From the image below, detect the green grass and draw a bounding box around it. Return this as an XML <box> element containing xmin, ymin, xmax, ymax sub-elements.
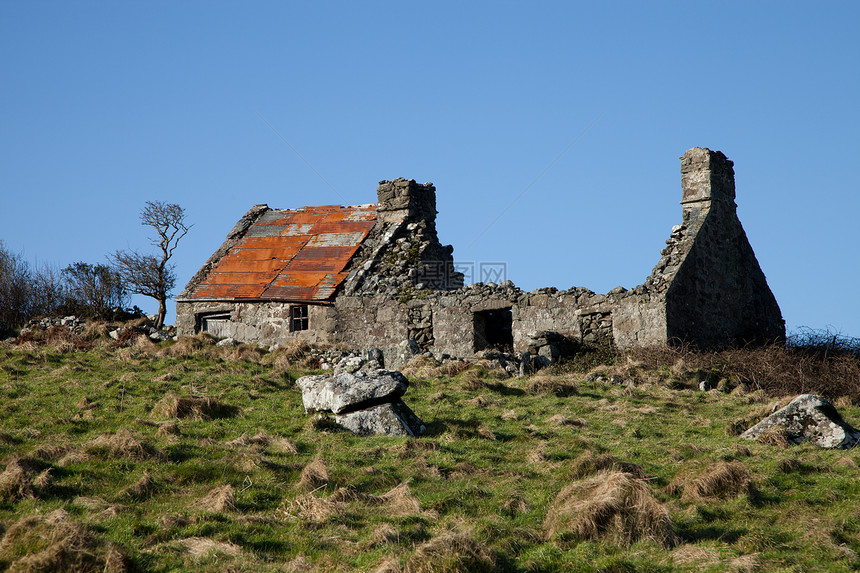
<box><xmin>0</xmin><ymin>337</ymin><xmax>859</xmax><ymax>572</ymax></box>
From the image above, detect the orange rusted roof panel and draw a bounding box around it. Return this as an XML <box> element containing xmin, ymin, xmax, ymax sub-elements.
<box><xmin>191</xmin><ymin>204</ymin><xmax>377</xmax><ymax>302</ymax></box>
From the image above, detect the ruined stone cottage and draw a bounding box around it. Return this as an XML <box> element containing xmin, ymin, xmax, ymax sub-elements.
<box><xmin>176</xmin><ymin>148</ymin><xmax>785</xmax><ymax>363</ymax></box>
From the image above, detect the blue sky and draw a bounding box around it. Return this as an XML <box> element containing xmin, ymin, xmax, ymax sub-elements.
<box><xmin>2</xmin><ymin>1</ymin><xmax>858</xmax><ymax>337</ymax></box>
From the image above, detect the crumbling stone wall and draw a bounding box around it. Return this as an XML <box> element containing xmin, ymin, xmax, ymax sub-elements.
<box><xmin>176</xmin><ymin>147</ymin><xmax>784</xmax><ymax>357</ymax></box>
<box><xmin>664</xmin><ymin>148</ymin><xmax>784</xmax><ymax>346</ymax></box>
<box><xmin>342</xmin><ymin>178</ymin><xmax>463</xmax><ymax>295</ymax></box>
<box><xmin>174</xmin><ymin>301</ymin><xmax>337</xmax><ymax>346</ymax></box>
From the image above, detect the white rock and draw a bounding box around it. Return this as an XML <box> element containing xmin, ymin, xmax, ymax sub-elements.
<box><xmin>741</xmin><ymin>394</ymin><xmax>860</xmax><ymax>449</ymax></box>
<box><xmin>334</xmin><ymin>399</ymin><xmax>426</xmax><ymax>437</ymax></box>
<box><xmin>296</xmin><ymin>370</ymin><xmax>408</xmax><ymax>415</ymax></box>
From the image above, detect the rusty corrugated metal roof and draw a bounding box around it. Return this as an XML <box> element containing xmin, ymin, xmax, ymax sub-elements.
<box><xmin>191</xmin><ymin>204</ymin><xmax>377</xmax><ymax>302</ymax></box>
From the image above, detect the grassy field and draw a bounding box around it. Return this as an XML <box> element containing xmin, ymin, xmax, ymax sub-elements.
<box><xmin>0</xmin><ymin>327</ymin><xmax>859</xmax><ymax>572</ymax></box>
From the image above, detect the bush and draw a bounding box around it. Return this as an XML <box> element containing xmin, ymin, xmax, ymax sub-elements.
<box><xmin>0</xmin><ymin>242</ymin><xmax>133</xmax><ymax>327</ymax></box>
<box><xmin>625</xmin><ymin>331</ymin><xmax>860</xmax><ymax>401</ymax></box>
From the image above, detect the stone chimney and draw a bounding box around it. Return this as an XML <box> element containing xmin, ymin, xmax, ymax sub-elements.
<box><xmin>376</xmin><ymin>178</ymin><xmax>437</xmax><ymax>226</ymax></box>
<box><xmin>680</xmin><ymin>147</ymin><xmax>736</xmax><ymax>221</ymax></box>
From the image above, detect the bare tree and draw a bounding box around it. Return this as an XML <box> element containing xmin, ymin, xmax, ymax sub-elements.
<box><xmin>0</xmin><ymin>240</ymin><xmax>32</xmax><ymax>327</ymax></box>
<box><xmin>30</xmin><ymin>262</ymin><xmax>71</xmax><ymax>318</ymax></box>
<box><xmin>110</xmin><ymin>201</ymin><xmax>191</xmax><ymax>329</ymax></box>
<box><xmin>62</xmin><ymin>262</ymin><xmax>128</xmax><ymax>319</ymax></box>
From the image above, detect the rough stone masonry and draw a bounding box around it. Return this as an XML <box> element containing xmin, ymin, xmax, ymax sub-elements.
<box><xmin>176</xmin><ymin>148</ymin><xmax>785</xmax><ymax>365</ymax></box>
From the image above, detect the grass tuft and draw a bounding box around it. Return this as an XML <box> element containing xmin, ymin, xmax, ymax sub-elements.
<box><xmin>570</xmin><ymin>450</ymin><xmax>648</xmax><ymax>479</ymax></box>
<box><xmin>151</xmin><ymin>393</ymin><xmax>239</xmax><ymax>420</ymax></box>
<box><xmin>405</xmin><ymin>529</ymin><xmax>502</xmax><ymax>573</ymax></box>
<box><xmin>525</xmin><ymin>375</ymin><xmax>579</xmax><ymax>397</ymax></box>
<box><xmin>198</xmin><ymin>484</ymin><xmax>236</xmax><ymax>513</ymax></box>
<box><xmin>299</xmin><ymin>458</ymin><xmax>330</xmax><ymax>490</ymax></box>
<box><xmin>0</xmin><ymin>512</ymin><xmax>130</xmax><ymax>572</ymax></box>
<box><xmin>87</xmin><ymin>429</ymin><xmax>165</xmax><ymax>461</ymax></box>
<box><xmin>0</xmin><ymin>457</ymin><xmax>49</xmax><ymax>501</ymax></box>
<box><xmin>176</xmin><ymin>536</ymin><xmax>242</xmax><ymax>560</ymax></box>
<box><xmin>124</xmin><ymin>471</ymin><xmax>159</xmax><ymax>501</ymax></box>
<box><xmin>544</xmin><ymin>471</ymin><xmax>676</xmax><ymax>548</ymax></box>
<box><xmin>668</xmin><ymin>461</ymin><xmax>758</xmax><ymax>501</ymax></box>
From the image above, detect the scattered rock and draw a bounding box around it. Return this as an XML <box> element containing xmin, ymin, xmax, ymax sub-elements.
<box><xmin>741</xmin><ymin>394</ymin><xmax>860</xmax><ymax>449</ymax></box>
<box><xmin>296</xmin><ymin>370</ymin><xmax>424</xmax><ymax>437</ymax></box>
<box><xmin>335</xmin><ymin>400</ymin><xmax>426</xmax><ymax>437</ymax></box>
<box><xmin>148</xmin><ymin>330</ymin><xmax>171</xmax><ymax>342</ymax></box>
<box><xmin>296</xmin><ymin>370</ymin><xmax>408</xmax><ymax>414</ymax></box>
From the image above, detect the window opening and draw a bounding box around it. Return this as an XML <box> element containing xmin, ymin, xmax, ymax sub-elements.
<box><xmin>290</xmin><ymin>305</ymin><xmax>309</xmax><ymax>331</ymax></box>
<box><xmin>473</xmin><ymin>308</ymin><xmax>513</xmax><ymax>351</ymax></box>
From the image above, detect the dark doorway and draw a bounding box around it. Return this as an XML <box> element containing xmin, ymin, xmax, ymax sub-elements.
<box><xmin>473</xmin><ymin>308</ymin><xmax>513</xmax><ymax>351</ymax></box>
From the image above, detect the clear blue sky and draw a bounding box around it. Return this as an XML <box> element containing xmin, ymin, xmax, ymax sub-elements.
<box><xmin>2</xmin><ymin>2</ymin><xmax>858</xmax><ymax>337</ymax></box>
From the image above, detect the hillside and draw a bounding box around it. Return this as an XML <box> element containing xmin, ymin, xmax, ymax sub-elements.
<box><xmin>0</xmin><ymin>325</ymin><xmax>859</xmax><ymax>572</ymax></box>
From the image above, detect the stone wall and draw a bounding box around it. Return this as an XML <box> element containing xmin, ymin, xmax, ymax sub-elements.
<box><xmin>664</xmin><ymin>149</ymin><xmax>784</xmax><ymax>346</ymax></box>
<box><xmin>342</xmin><ymin>178</ymin><xmax>463</xmax><ymax>295</ymax></box>
<box><xmin>175</xmin><ymin>148</ymin><xmax>784</xmax><ymax>357</ymax></box>
<box><xmin>175</xmin><ymin>300</ymin><xmax>338</xmax><ymax>347</ymax></box>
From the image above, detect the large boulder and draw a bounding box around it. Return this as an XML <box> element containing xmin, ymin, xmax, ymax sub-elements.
<box><xmin>334</xmin><ymin>400</ymin><xmax>426</xmax><ymax>437</ymax></box>
<box><xmin>296</xmin><ymin>370</ymin><xmax>408</xmax><ymax>414</ymax></box>
<box><xmin>296</xmin><ymin>369</ymin><xmax>425</xmax><ymax>437</ymax></box>
<box><xmin>741</xmin><ymin>394</ymin><xmax>860</xmax><ymax>449</ymax></box>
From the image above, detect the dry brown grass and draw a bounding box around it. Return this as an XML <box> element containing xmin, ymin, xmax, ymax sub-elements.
<box><xmin>376</xmin><ymin>482</ymin><xmax>422</xmax><ymax>516</ymax></box>
<box><xmin>328</xmin><ymin>481</ymin><xmax>422</xmax><ymax>518</ymax></box>
<box><xmin>405</xmin><ymin>529</ymin><xmax>500</xmax><ymax>573</ymax></box>
<box><xmin>86</xmin><ymin>429</ymin><xmax>165</xmax><ymax>461</ymax></box>
<box><xmin>527</xmin><ymin>442</ymin><xmax>551</xmax><ymax>466</ymax></box>
<box><xmin>224</xmin><ymin>430</ymin><xmax>278</xmax><ymax>448</ymax></box>
<box><xmin>298</xmin><ymin>458</ymin><xmax>330</xmax><ymax>490</ymax></box>
<box><xmin>400</xmin><ymin>356</ymin><xmax>440</xmax><ymax>378</ymax></box>
<box><xmin>30</xmin><ymin>443</ymin><xmax>72</xmax><ymax>463</ymax></box>
<box><xmin>223</xmin><ymin>344</ymin><xmax>266</xmax><ymax>363</ymax></box>
<box><xmin>570</xmin><ymin>450</ymin><xmax>648</xmax><ymax>479</ymax></box>
<box><xmin>155</xmin><ymin>421</ymin><xmax>180</xmax><ymax>437</ymax></box>
<box><xmin>501</xmin><ymin>493</ymin><xmax>530</xmax><ymax>516</ymax></box>
<box><xmin>667</xmin><ymin>461</ymin><xmax>758</xmax><ymax>501</ymax></box>
<box><xmin>281</xmin><ymin>555</ymin><xmax>314</xmax><ymax>572</ymax></box>
<box><xmin>58</xmin><ymin>449</ymin><xmax>91</xmax><ymax>466</ymax></box>
<box><xmin>39</xmin><ymin>325</ymin><xmax>96</xmax><ymax>353</ymax></box>
<box><xmin>153</xmin><ymin>371</ymin><xmax>178</xmax><ymax>382</ymax></box>
<box><xmin>544</xmin><ymin>471</ymin><xmax>676</xmax><ymax>548</ymax></box>
<box><xmin>198</xmin><ymin>484</ymin><xmax>236</xmax><ymax>513</ymax></box>
<box><xmin>374</xmin><ymin>555</ymin><xmax>402</xmax><ymax>573</ymax></box>
<box><xmin>626</xmin><ymin>341</ymin><xmax>860</xmax><ymax>401</ymax></box>
<box><xmin>280</xmin><ymin>338</ymin><xmax>311</xmax><ymax>362</ymax></box>
<box><xmin>281</xmin><ymin>493</ymin><xmax>341</xmax><ymax>521</ymax></box>
<box><xmin>156</xmin><ymin>334</ymin><xmax>217</xmax><ymax>359</ymax></box>
<box><xmin>176</xmin><ymin>537</ymin><xmax>242</xmax><ymax>560</ymax></box>
<box><xmin>0</xmin><ymin>512</ymin><xmax>129</xmax><ymax>572</ymax></box>
<box><xmin>525</xmin><ymin>374</ymin><xmax>579</xmax><ymax>397</ymax></box>
<box><xmin>545</xmin><ymin>414</ymin><xmax>586</xmax><ymax>427</ymax></box>
<box><xmin>130</xmin><ymin>334</ymin><xmax>157</xmax><ymax>352</ymax></box>
<box><xmin>435</xmin><ymin>360</ymin><xmax>472</xmax><ymax>378</ymax></box>
<box><xmin>0</xmin><ymin>457</ymin><xmax>49</xmax><ymax>501</ymax></box>
<box><xmin>72</xmin><ymin>496</ymin><xmax>126</xmax><ymax>521</ymax></box>
<box><xmin>124</xmin><ymin>471</ymin><xmax>159</xmax><ymax>501</ymax></box>
<box><xmin>370</xmin><ymin>524</ymin><xmax>401</xmax><ymax>547</ymax></box>
<box><xmin>151</xmin><ymin>393</ymin><xmax>239</xmax><ymax>420</ymax></box>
